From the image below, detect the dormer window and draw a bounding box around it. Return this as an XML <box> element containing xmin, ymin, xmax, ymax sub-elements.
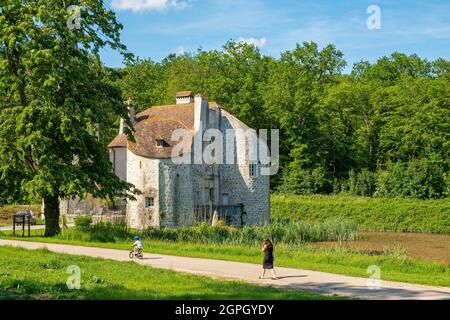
<box><xmin>156</xmin><ymin>139</ymin><xmax>164</xmax><ymax>148</ymax></box>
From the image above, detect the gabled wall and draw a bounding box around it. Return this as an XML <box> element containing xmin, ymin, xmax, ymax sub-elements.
<box><xmin>219</xmin><ymin>110</ymin><xmax>270</xmax><ymax>225</ymax></box>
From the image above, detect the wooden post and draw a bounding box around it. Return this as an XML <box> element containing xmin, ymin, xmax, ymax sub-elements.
<box><xmin>22</xmin><ymin>215</ymin><xmax>25</xmax><ymax>237</ymax></box>
<box><xmin>28</xmin><ymin>216</ymin><xmax>31</xmax><ymax>237</ymax></box>
<box><xmin>13</xmin><ymin>215</ymin><xmax>15</xmax><ymax>236</ymax></box>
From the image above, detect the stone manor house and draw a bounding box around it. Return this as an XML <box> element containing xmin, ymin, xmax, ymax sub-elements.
<box><xmin>63</xmin><ymin>91</ymin><xmax>270</xmax><ymax>228</ymax></box>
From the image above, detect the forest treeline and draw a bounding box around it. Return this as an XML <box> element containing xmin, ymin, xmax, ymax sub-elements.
<box><xmin>106</xmin><ymin>41</ymin><xmax>449</xmax><ymax>199</ymax></box>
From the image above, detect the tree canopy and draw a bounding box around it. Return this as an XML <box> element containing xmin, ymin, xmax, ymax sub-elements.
<box><xmin>114</xmin><ymin>42</ymin><xmax>449</xmax><ymax>199</ymax></box>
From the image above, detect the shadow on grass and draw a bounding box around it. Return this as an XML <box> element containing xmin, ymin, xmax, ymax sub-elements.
<box><xmin>0</xmin><ymin>278</ymin><xmax>333</xmax><ymax>301</ymax></box>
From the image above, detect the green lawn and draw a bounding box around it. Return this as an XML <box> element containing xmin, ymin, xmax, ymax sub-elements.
<box><xmin>271</xmin><ymin>194</ymin><xmax>450</xmax><ymax>233</ymax></box>
<box><xmin>0</xmin><ymin>246</ymin><xmax>335</xmax><ymax>300</ymax></box>
<box><xmin>1</xmin><ymin>229</ymin><xmax>449</xmax><ymax>288</ymax></box>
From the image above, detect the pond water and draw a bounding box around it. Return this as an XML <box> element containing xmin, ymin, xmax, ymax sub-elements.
<box><xmin>315</xmin><ymin>231</ymin><xmax>450</xmax><ymax>264</ymax></box>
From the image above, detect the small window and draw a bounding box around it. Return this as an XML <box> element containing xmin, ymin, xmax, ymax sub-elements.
<box><xmin>156</xmin><ymin>139</ymin><xmax>164</xmax><ymax>148</ymax></box>
<box><xmin>222</xmin><ymin>193</ymin><xmax>230</xmax><ymax>205</ymax></box>
<box><xmin>145</xmin><ymin>197</ymin><xmax>154</xmax><ymax>208</ymax></box>
<box><xmin>249</xmin><ymin>163</ymin><xmax>258</xmax><ymax>177</ymax></box>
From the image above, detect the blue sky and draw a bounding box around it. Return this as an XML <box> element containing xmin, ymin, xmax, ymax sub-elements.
<box><xmin>101</xmin><ymin>0</ymin><xmax>450</xmax><ymax>71</ymax></box>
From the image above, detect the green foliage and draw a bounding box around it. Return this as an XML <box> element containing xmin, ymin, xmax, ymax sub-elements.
<box><xmin>348</xmin><ymin>169</ymin><xmax>376</xmax><ymax>197</ymax></box>
<box><xmin>271</xmin><ymin>194</ymin><xmax>450</xmax><ymax>233</ymax></box>
<box><xmin>62</xmin><ymin>220</ymin><xmax>129</xmax><ymax>243</ymax></box>
<box><xmin>375</xmin><ymin>159</ymin><xmax>446</xmax><ymax>199</ymax></box>
<box><xmin>74</xmin><ymin>215</ymin><xmax>93</xmax><ymax>230</ymax></box>
<box><xmin>113</xmin><ymin>45</ymin><xmax>449</xmax><ymax>198</ymax></box>
<box><xmin>278</xmin><ymin>165</ymin><xmax>332</xmax><ymax>195</ymax></box>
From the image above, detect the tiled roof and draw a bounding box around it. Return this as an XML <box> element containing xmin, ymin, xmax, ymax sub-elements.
<box><xmin>176</xmin><ymin>91</ymin><xmax>194</xmax><ymax>98</ymax></box>
<box><xmin>108</xmin><ymin>101</ymin><xmax>219</xmax><ymax>159</ymax></box>
<box><xmin>107</xmin><ymin>134</ymin><xmax>128</xmax><ymax>148</ymax></box>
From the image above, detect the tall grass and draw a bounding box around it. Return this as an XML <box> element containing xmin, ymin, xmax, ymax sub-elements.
<box><xmin>142</xmin><ymin>219</ymin><xmax>359</xmax><ymax>245</ymax></box>
<box><xmin>57</xmin><ymin>218</ymin><xmax>359</xmax><ymax>245</ymax></box>
<box><xmin>58</xmin><ymin>220</ymin><xmax>130</xmax><ymax>243</ymax></box>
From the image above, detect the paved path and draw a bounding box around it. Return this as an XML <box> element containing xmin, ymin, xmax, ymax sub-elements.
<box><xmin>0</xmin><ymin>224</ymin><xmax>73</xmax><ymax>231</ymax></box>
<box><xmin>1</xmin><ymin>239</ymin><xmax>449</xmax><ymax>300</ymax></box>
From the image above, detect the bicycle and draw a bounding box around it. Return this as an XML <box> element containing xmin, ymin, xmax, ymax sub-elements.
<box><xmin>129</xmin><ymin>248</ymin><xmax>143</xmax><ymax>260</ymax></box>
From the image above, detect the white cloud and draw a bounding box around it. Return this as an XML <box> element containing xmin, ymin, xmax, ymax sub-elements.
<box><xmin>238</xmin><ymin>37</ymin><xmax>267</xmax><ymax>48</ymax></box>
<box><xmin>111</xmin><ymin>0</ymin><xmax>189</xmax><ymax>12</ymax></box>
<box><xmin>174</xmin><ymin>46</ymin><xmax>186</xmax><ymax>55</ymax></box>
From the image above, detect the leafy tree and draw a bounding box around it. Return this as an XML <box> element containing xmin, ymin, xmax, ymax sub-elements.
<box><xmin>375</xmin><ymin>159</ymin><xmax>446</xmax><ymax>199</ymax></box>
<box><xmin>265</xmin><ymin>42</ymin><xmax>346</xmax><ymax>190</ymax></box>
<box><xmin>0</xmin><ymin>0</ymin><xmax>137</xmax><ymax>235</ymax></box>
<box><xmin>115</xmin><ymin>59</ymin><xmax>167</xmax><ymax>112</ymax></box>
<box><xmin>105</xmin><ymin>39</ymin><xmax>450</xmax><ymax>199</ymax></box>
<box><xmin>374</xmin><ymin>76</ymin><xmax>450</xmax><ymax>163</ymax></box>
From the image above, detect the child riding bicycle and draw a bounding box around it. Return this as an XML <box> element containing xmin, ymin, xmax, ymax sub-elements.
<box><xmin>132</xmin><ymin>235</ymin><xmax>143</xmax><ymax>254</ymax></box>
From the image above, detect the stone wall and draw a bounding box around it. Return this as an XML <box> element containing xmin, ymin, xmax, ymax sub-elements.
<box><xmin>109</xmin><ymin>147</ymin><xmax>127</xmax><ymax>181</ymax></box>
<box><xmin>126</xmin><ymin>149</ymin><xmax>160</xmax><ymax>228</ymax></box>
<box><xmin>159</xmin><ymin>161</ymin><xmax>195</xmax><ymax>227</ymax></box>
<box><xmin>219</xmin><ymin>110</ymin><xmax>270</xmax><ymax>225</ymax></box>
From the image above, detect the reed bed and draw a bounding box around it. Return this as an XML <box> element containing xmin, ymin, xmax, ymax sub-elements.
<box><xmin>58</xmin><ymin>216</ymin><xmax>359</xmax><ymax>245</ymax></box>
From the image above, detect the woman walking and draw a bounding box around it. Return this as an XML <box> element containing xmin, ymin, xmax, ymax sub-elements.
<box><xmin>259</xmin><ymin>239</ymin><xmax>278</xmax><ymax>280</ymax></box>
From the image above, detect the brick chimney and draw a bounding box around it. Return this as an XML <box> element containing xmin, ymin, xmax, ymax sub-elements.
<box><xmin>176</xmin><ymin>91</ymin><xmax>194</xmax><ymax>104</ymax></box>
<box><xmin>193</xmin><ymin>93</ymin><xmax>209</xmax><ymax>164</ymax></box>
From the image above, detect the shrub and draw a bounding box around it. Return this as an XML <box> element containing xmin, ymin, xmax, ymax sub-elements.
<box><xmin>348</xmin><ymin>169</ymin><xmax>376</xmax><ymax>197</ymax></box>
<box><xmin>376</xmin><ymin>159</ymin><xmax>446</xmax><ymax>199</ymax></box>
<box><xmin>278</xmin><ymin>165</ymin><xmax>332</xmax><ymax>195</ymax></box>
<box><xmin>88</xmin><ymin>221</ymin><xmax>130</xmax><ymax>242</ymax></box>
<box><xmin>62</xmin><ymin>219</ymin><xmax>132</xmax><ymax>243</ymax></box>
<box><xmin>74</xmin><ymin>215</ymin><xmax>93</xmax><ymax>230</ymax></box>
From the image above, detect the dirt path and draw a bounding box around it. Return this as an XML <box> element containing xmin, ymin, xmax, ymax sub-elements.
<box><xmin>1</xmin><ymin>239</ymin><xmax>449</xmax><ymax>300</ymax></box>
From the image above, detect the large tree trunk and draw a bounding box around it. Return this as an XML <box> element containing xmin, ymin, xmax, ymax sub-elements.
<box><xmin>44</xmin><ymin>195</ymin><xmax>61</xmax><ymax>236</ymax></box>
